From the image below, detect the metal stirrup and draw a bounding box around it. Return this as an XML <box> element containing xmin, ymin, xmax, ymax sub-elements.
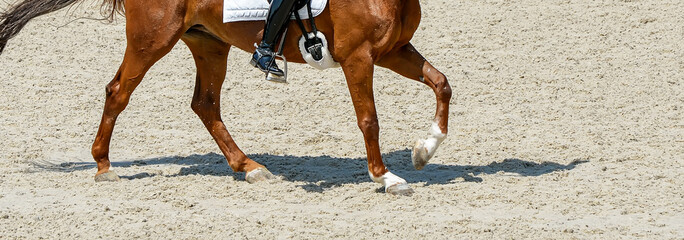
<box><xmin>265</xmin><ymin>28</ymin><xmax>288</xmax><ymax>83</ymax></box>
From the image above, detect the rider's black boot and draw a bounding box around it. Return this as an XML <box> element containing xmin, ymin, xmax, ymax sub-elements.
<box><xmin>250</xmin><ymin>0</ymin><xmax>298</xmax><ymax>77</ymax></box>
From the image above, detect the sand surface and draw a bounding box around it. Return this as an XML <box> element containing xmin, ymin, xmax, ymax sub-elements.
<box><xmin>1</xmin><ymin>0</ymin><xmax>682</xmax><ymax>238</ymax></box>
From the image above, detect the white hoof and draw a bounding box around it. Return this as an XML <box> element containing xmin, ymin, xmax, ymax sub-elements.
<box><xmin>245</xmin><ymin>168</ymin><xmax>275</xmax><ymax>183</ymax></box>
<box><xmin>369</xmin><ymin>171</ymin><xmax>412</xmax><ymax>195</ymax></box>
<box><xmin>386</xmin><ymin>182</ymin><xmax>414</xmax><ymax>196</ymax></box>
<box><xmin>411</xmin><ymin>122</ymin><xmax>446</xmax><ymax>170</ymax></box>
<box><xmin>412</xmin><ymin>140</ymin><xmax>429</xmax><ymax>170</ymax></box>
<box><xmin>94</xmin><ymin>171</ymin><xmax>120</xmax><ymax>182</ymax></box>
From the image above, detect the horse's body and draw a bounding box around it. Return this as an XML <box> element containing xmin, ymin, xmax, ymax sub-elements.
<box><xmin>0</xmin><ymin>0</ymin><xmax>451</xmax><ymax>195</ymax></box>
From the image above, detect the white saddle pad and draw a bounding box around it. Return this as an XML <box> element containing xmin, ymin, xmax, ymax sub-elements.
<box><xmin>223</xmin><ymin>0</ymin><xmax>327</xmax><ymax>23</ymax></box>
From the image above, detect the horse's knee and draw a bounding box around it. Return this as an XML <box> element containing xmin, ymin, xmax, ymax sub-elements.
<box><xmin>190</xmin><ymin>99</ymin><xmax>204</xmax><ymax>115</ymax></box>
<box><xmin>190</xmin><ymin>94</ymin><xmax>218</xmax><ymax>118</ymax></box>
<box><xmin>190</xmin><ymin>100</ymin><xmax>207</xmax><ymax>116</ymax></box>
<box><xmin>357</xmin><ymin>117</ymin><xmax>379</xmax><ymax>136</ymax></box>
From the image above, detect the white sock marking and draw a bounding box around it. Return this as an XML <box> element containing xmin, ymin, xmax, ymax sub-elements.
<box><xmin>423</xmin><ymin>122</ymin><xmax>447</xmax><ymax>159</ymax></box>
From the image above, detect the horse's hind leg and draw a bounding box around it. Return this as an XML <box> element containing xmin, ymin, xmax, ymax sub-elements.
<box><xmin>182</xmin><ymin>33</ymin><xmax>275</xmax><ymax>183</ymax></box>
<box><xmin>91</xmin><ymin>14</ymin><xmax>185</xmax><ymax>182</ymax></box>
<box><xmin>376</xmin><ymin>43</ymin><xmax>452</xmax><ymax>170</ymax></box>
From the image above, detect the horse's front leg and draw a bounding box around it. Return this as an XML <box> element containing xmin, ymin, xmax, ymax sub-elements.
<box><xmin>182</xmin><ymin>34</ymin><xmax>274</xmax><ymax>183</ymax></box>
<box><xmin>341</xmin><ymin>46</ymin><xmax>414</xmax><ymax>196</ymax></box>
<box><xmin>377</xmin><ymin>43</ymin><xmax>452</xmax><ymax>170</ymax></box>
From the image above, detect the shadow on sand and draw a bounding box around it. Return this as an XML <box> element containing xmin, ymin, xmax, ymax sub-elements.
<box><xmin>33</xmin><ymin>149</ymin><xmax>587</xmax><ymax>192</ymax></box>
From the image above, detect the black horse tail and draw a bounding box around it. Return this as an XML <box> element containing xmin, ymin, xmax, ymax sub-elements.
<box><xmin>0</xmin><ymin>0</ymin><xmax>124</xmax><ymax>54</ymax></box>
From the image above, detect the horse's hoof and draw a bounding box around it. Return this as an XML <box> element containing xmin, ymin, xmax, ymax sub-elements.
<box><xmin>412</xmin><ymin>140</ymin><xmax>429</xmax><ymax>170</ymax></box>
<box><xmin>386</xmin><ymin>183</ymin><xmax>414</xmax><ymax>196</ymax></box>
<box><xmin>245</xmin><ymin>168</ymin><xmax>275</xmax><ymax>183</ymax></box>
<box><xmin>94</xmin><ymin>171</ymin><xmax>120</xmax><ymax>182</ymax></box>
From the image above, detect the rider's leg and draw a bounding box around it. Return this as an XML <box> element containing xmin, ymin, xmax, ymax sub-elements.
<box><xmin>250</xmin><ymin>0</ymin><xmax>298</xmax><ymax>76</ymax></box>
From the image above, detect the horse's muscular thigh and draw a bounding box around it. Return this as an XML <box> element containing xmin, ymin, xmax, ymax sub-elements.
<box><xmin>123</xmin><ymin>0</ymin><xmax>187</xmax><ymax>47</ymax></box>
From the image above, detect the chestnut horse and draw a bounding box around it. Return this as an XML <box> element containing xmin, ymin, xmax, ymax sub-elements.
<box><xmin>0</xmin><ymin>0</ymin><xmax>451</xmax><ymax>195</ymax></box>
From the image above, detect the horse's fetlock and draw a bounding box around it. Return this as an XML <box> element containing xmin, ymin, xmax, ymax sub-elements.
<box><xmin>91</xmin><ymin>145</ymin><xmax>107</xmax><ymax>160</ymax></box>
<box><xmin>370</xmin><ymin>166</ymin><xmax>388</xmax><ymax>178</ymax></box>
<box><xmin>228</xmin><ymin>156</ymin><xmax>253</xmax><ymax>172</ymax></box>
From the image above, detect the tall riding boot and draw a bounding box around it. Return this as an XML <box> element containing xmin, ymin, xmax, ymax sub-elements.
<box><xmin>250</xmin><ymin>0</ymin><xmax>299</xmax><ymax>76</ymax></box>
